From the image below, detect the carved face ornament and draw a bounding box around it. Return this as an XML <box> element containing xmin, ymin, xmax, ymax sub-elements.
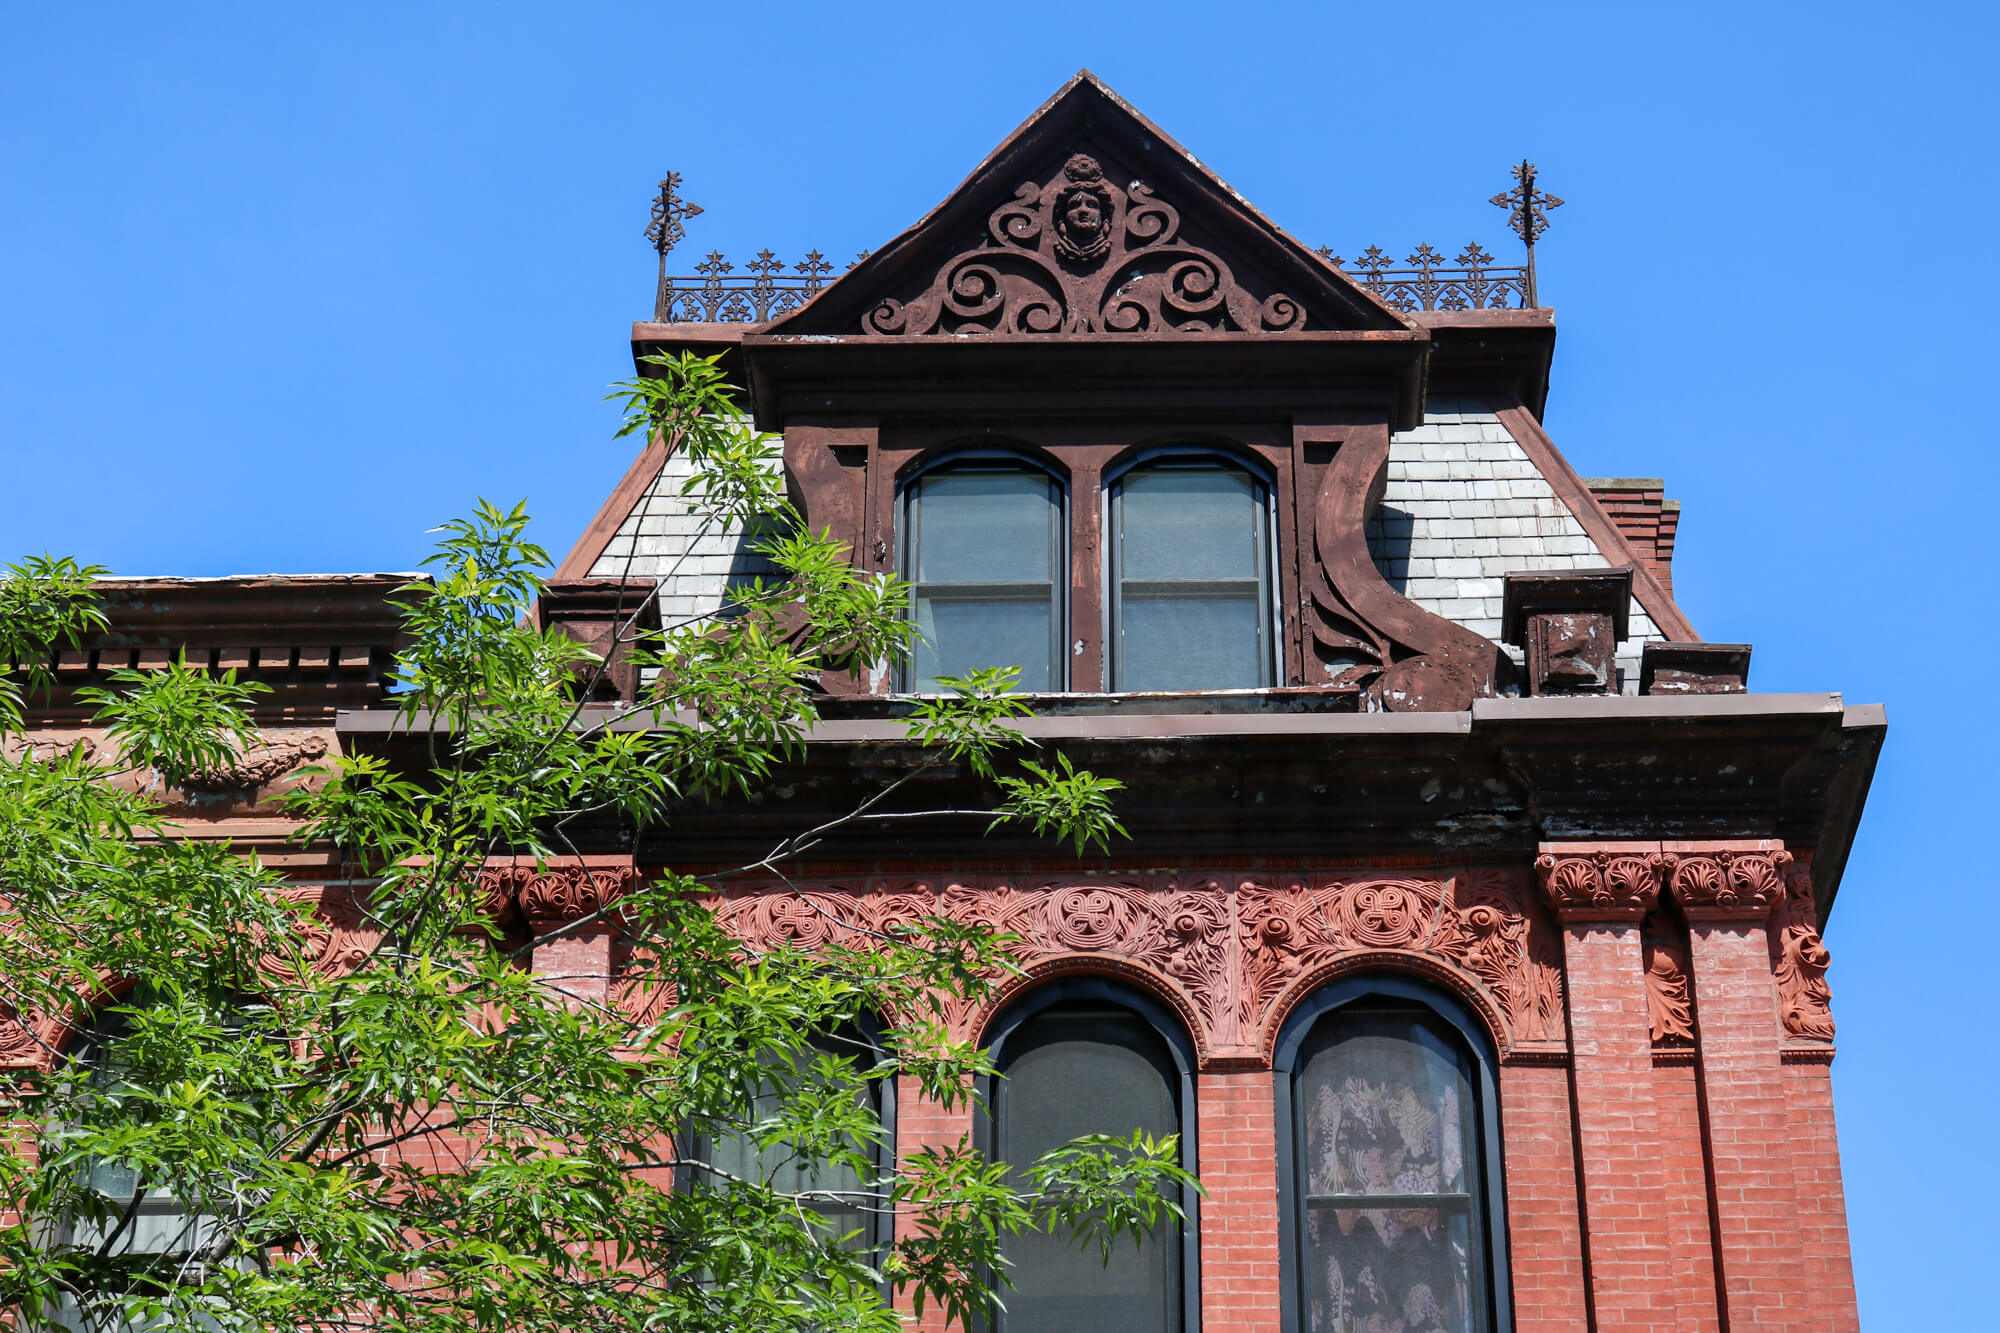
<box><xmin>1054</xmin><ymin>176</ymin><xmax>1113</xmax><ymax>263</ymax></box>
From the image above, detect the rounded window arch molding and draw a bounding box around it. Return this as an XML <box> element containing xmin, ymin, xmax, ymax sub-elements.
<box><xmin>977</xmin><ymin>961</ymin><xmax>1204</xmax><ymax>1072</ymax></box>
<box><xmin>1100</xmin><ymin>435</ymin><xmax>1277</xmax><ymax>489</ymax></box>
<box><xmin>1259</xmin><ymin>950</ymin><xmax>1515</xmax><ymax>1068</ymax></box>
<box><xmin>976</xmin><ymin>973</ymin><xmax>1203</xmax><ymax>1333</ymax></box>
<box><xmin>894</xmin><ymin>438</ymin><xmax>1072</xmax><ymax>488</ymax></box>
<box><xmin>1270</xmin><ymin>971</ymin><xmax>1514</xmax><ymax>1333</ymax></box>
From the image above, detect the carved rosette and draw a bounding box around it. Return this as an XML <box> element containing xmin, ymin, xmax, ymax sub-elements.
<box><xmin>698</xmin><ymin>870</ymin><xmax>1562</xmax><ymax>1064</ymax></box>
<box><xmin>259</xmin><ymin>883</ymin><xmax>377</xmax><ymax>981</ymax></box>
<box><xmin>1772</xmin><ymin>862</ymin><xmax>1835</xmax><ymax>1041</ymax></box>
<box><xmin>1665</xmin><ymin>850</ymin><xmax>1792</xmax><ymax>922</ymax></box>
<box><xmin>866</xmin><ymin>152</ymin><xmax>1310</xmax><ymax>337</ymax></box>
<box><xmin>1535</xmin><ymin>851</ymin><xmax>1663</xmax><ymax>921</ymax></box>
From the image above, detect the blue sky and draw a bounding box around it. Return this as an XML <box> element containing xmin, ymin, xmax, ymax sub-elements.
<box><xmin>4</xmin><ymin>2</ymin><xmax>1994</xmax><ymax>1322</ymax></box>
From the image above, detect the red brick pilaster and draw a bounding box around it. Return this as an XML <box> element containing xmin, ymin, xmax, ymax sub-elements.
<box><xmin>1667</xmin><ymin>842</ymin><xmax>1811</xmax><ymax>1333</ymax></box>
<box><xmin>1535</xmin><ymin>844</ymin><xmax>1688</xmax><ymax>1332</ymax></box>
<box><xmin>1650</xmin><ymin>1058</ymin><xmax>1721</xmax><ymax>1333</ymax></box>
<box><xmin>1782</xmin><ymin>1054</ymin><xmax>1859</xmax><ymax>1331</ymax></box>
<box><xmin>1196</xmin><ymin>1070</ymin><xmax>1281</xmax><ymax>1333</ymax></box>
<box><xmin>893</xmin><ymin>1075</ymin><xmax>975</xmax><ymax>1331</ymax></box>
<box><xmin>510</xmin><ymin>855</ymin><xmax>637</xmax><ymax>1009</ymax></box>
<box><xmin>1496</xmin><ymin>1059</ymin><xmax>1589</xmax><ymax>1332</ymax></box>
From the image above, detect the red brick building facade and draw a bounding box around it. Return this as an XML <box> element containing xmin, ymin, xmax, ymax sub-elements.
<box><xmin>9</xmin><ymin>73</ymin><xmax>1881</xmax><ymax>1332</ymax></box>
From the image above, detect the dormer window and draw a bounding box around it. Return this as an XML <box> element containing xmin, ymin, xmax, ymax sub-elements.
<box><xmin>1108</xmin><ymin>454</ymin><xmax>1273</xmax><ymax>691</ymax></box>
<box><xmin>900</xmin><ymin>457</ymin><xmax>1065</xmax><ymax>692</ymax></box>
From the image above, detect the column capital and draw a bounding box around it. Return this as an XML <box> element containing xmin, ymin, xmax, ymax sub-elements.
<box><xmin>1663</xmin><ymin>843</ymin><xmax>1792</xmax><ymax>922</ymax></box>
<box><xmin>1534</xmin><ymin>842</ymin><xmax>1663</xmax><ymax>922</ymax></box>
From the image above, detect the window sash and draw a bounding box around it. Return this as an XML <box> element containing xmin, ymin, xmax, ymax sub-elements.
<box><xmin>902</xmin><ymin>463</ymin><xmax>1064</xmax><ymax>692</ymax></box>
<box><xmin>1109</xmin><ymin>459</ymin><xmax>1273</xmax><ymax>691</ymax></box>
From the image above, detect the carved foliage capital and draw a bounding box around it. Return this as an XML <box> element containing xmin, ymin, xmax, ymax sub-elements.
<box><xmin>1666</xmin><ymin>850</ymin><xmax>1792</xmax><ymax>922</ymax></box>
<box><xmin>1535</xmin><ymin>849</ymin><xmax>1662</xmax><ymax>922</ymax></box>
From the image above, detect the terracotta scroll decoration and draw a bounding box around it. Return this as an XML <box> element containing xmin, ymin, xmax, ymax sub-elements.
<box><xmin>865</xmin><ymin>153</ymin><xmax>1311</xmax><ymax>337</ymax></box>
<box><xmin>700</xmin><ymin>870</ymin><xmax>1564</xmax><ymax>1067</ymax></box>
<box><xmin>1773</xmin><ymin>862</ymin><xmax>1835</xmax><ymax>1041</ymax></box>
<box><xmin>1641</xmin><ymin>910</ymin><xmax>1695</xmax><ymax>1046</ymax></box>
<box><xmin>1307</xmin><ymin>429</ymin><xmax>1507</xmax><ymax>710</ymax></box>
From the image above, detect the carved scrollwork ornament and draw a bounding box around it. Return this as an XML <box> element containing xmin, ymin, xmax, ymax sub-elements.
<box><xmin>1641</xmin><ymin>916</ymin><xmax>1695</xmax><ymax>1046</ymax></box>
<box><xmin>866</xmin><ymin>151</ymin><xmax>1311</xmax><ymax>337</ymax></box>
<box><xmin>1774</xmin><ymin>862</ymin><xmax>1835</xmax><ymax>1040</ymax></box>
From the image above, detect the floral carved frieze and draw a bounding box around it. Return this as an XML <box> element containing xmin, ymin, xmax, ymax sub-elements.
<box><xmin>701</xmin><ymin>869</ymin><xmax>1564</xmax><ymax>1066</ymax></box>
<box><xmin>865</xmin><ymin>152</ymin><xmax>1311</xmax><ymax>337</ymax></box>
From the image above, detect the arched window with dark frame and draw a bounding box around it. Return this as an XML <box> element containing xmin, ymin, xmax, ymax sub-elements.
<box><xmin>690</xmin><ymin>1018</ymin><xmax>895</xmax><ymax>1257</ymax></box>
<box><xmin>900</xmin><ymin>455</ymin><xmax>1066</xmax><ymax>693</ymax></box>
<box><xmin>979</xmin><ymin>978</ymin><xmax>1200</xmax><ymax>1333</ymax></box>
<box><xmin>1107</xmin><ymin>452</ymin><xmax>1273</xmax><ymax>692</ymax></box>
<box><xmin>1273</xmin><ymin>976</ymin><xmax>1510</xmax><ymax>1333</ymax></box>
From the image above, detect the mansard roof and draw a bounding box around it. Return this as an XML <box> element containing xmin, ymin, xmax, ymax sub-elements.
<box><xmin>764</xmin><ymin>71</ymin><xmax>1414</xmax><ymax>341</ymax></box>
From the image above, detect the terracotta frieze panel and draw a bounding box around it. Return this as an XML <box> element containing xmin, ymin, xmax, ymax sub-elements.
<box><xmin>695</xmin><ymin>868</ymin><xmax>1564</xmax><ymax>1067</ymax></box>
<box><xmin>865</xmin><ymin>152</ymin><xmax>1313</xmax><ymax>337</ymax></box>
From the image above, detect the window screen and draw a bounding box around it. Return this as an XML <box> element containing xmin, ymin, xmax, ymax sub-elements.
<box><xmin>995</xmin><ymin>1005</ymin><xmax>1181</xmax><ymax>1333</ymax></box>
<box><xmin>1110</xmin><ymin>458</ymin><xmax>1270</xmax><ymax>691</ymax></box>
<box><xmin>903</xmin><ymin>462</ymin><xmax>1063</xmax><ymax>692</ymax></box>
<box><xmin>700</xmin><ymin>1029</ymin><xmax>884</xmax><ymax>1252</ymax></box>
<box><xmin>1293</xmin><ymin>1005</ymin><xmax>1487</xmax><ymax>1333</ymax></box>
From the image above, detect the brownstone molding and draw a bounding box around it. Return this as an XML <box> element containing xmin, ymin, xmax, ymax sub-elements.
<box><xmin>1533</xmin><ymin>846</ymin><xmax>1664</xmax><ymax>921</ymax></box>
<box><xmin>1664</xmin><ymin>843</ymin><xmax>1792</xmax><ymax>922</ymax></box>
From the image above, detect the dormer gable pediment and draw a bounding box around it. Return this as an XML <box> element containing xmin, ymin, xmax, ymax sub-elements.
<box><xmin>766</xmin><ymin>71</ymin><xmax>1413</xmax><ymax>339</ymax></box>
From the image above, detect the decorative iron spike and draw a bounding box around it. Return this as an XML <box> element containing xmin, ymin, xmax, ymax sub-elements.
<box><xmin>647</xmin><ymin>174</ymin><xmax>705</xmax><ymax>321</ymax></box>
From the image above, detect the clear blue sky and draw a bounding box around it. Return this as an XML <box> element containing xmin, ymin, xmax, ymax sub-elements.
<box><xmin>4</xmin><ymin>3</ymin><xmax>1992</xmax><ymax>1322</ymax></box>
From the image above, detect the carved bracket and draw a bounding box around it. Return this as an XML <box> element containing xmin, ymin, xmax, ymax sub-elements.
<box><xmin>1304</xmin><ymin>426</ymin><xmax>1507</xmax><ymax>710</ymax></box>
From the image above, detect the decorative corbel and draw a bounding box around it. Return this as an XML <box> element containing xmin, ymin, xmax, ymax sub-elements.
<box><xmin>1534</xmin><ymin>847</ymin><xmax>1663</xmax><ymax>922</ymax></box>
<box><xmin>1664</xmin><ymin>848</ymin><xmax>1792</xmax><ymax>923</ymax></box>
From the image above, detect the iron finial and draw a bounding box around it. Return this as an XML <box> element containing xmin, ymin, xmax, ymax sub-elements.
<box><xmin>647</xmin><ymin>173</ymin><xmax>705</xmax><ymax>320</ymax></box>
<box><xmin>1489</xmin><ymin>160</ymin><xmax>1562</xmax><ymax>306</ymax></box>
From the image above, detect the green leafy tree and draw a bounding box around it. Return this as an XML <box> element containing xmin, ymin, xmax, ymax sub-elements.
<box><xmin>0</xmin><ymin>354</ymin><xmax>1193</xmax><ymax>1333</ymax></box>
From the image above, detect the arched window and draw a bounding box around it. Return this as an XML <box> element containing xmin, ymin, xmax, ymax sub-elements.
<box><xmin>901</xmin><ymin>457</ymin><xmax>1065</xmax><ymax>692</ymax></box>
<box><xmin>694</xmin><ymin>1021</ymin><xmax>894</xmax><ymax>1255</ymax></box>
<box><xmin>1273</xmin><ymin>977</ymin><xmax>1510</xmax><ymax>1333</ymax></box>
<box><xmin>53</xmin><ymin>992</ymin><xmax>256</xmax><ymax>1332</ymax></box>
<box><xmin>1108</xmin><ymin>454</ymin><xmax>1272</xmax><ymax>691</ymax></box>
<box><xmin>981</xmin><ymin>979</ymin><xmax>1199</xmax><ymax>1333</ymax></box>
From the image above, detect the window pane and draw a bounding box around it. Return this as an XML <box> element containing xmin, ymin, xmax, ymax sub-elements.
<box><xmin>1119</xmin><ymin>466</ymin><xmax>1259</xmax><ymax>582</ymax></box>
<box><xmin>705</xmin><ymin>1042</ymin><xmax>876</xmax><ymax>1250</ymax></box>
<box><xmin>914</xmin><ymin>468</ymin><xmax>1054</xmax><ymax>584</ymax></box>
<box><xmin>998</xmin><ymin>1009</ymin><xmax>1178</xmax><ymax>1333</ymax></box>
<box><xmin>913</xmin><ymin>594</ymin><xmax>1054</xmax><ymax>692</ymax></box>
<box><xmin>1297</xmin><ymin>1008</ymin><xmax>1482</xmax><ymax>1333</ymax></box>
<box><xmin>1303</xmin><ymin>1205</ymin><xmax>1474</xmax><ymax>1333</ymax></box>
<box><xmin>1116</xmin><ymin>593</ymin><xmax>1262</xmax><ymax>692</ymax></box>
